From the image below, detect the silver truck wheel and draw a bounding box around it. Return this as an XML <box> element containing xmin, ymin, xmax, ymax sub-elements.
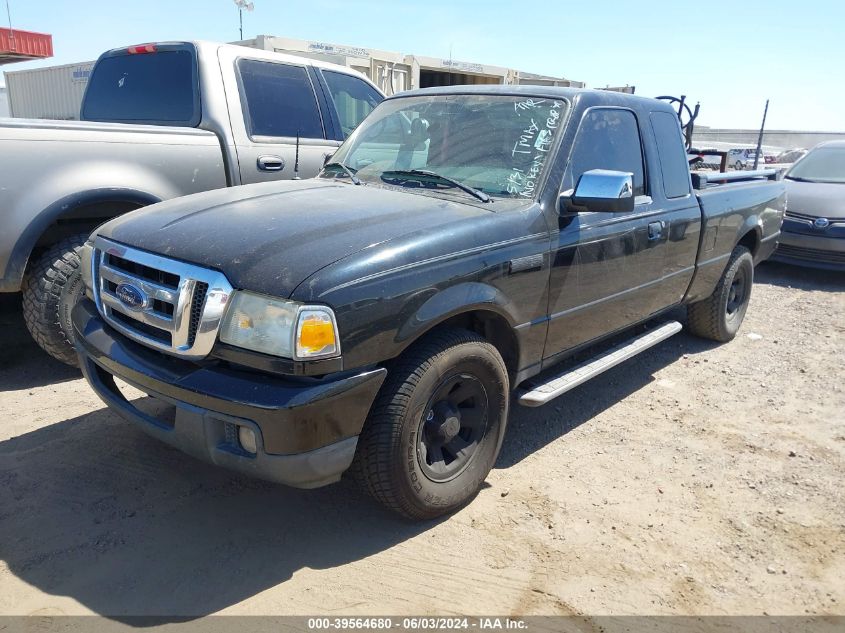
<box><xmin>352</xmin><ymin>328</ymin><xmax>509</xmax><ymax>520</ymax></box>
<box><xmin>21</xmin><ymin>234</ymin><xmax>89</xmax><ymax>367</ymax></box>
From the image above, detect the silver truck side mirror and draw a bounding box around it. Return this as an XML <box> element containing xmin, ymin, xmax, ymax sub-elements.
<box><xmin>559</xmin><ymin>169</ymin><xmax>635</xmax><ymax>213</ymax></box>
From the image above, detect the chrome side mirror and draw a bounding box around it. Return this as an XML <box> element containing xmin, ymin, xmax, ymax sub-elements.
<box><xmin>559</xmin><ymin>169</ymin><xmax>635</xmax><ymax>213</ymax></box>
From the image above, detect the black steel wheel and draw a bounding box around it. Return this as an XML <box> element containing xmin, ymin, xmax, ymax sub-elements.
<box><xmin>417</xmin><ymin>373</ymin><xmax>489</xmax><ymax>482</ymax></box>
<box><xmin>688</xmin><ymin>245</ymin><xmax>754</xmax><ymax>343</ymax></box>
<box><xmin>351</xmin><ymin>328</ymin><xmax>509</xmax><ymax>520</ymax></box>
<box><xmin>726</xmin><ymin>264</ymin><xmax>749</xmax><ymax>318</ymax></box>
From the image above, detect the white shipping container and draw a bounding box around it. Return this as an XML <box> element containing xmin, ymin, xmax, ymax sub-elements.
<box><xmin>0</xmin><ymin>85</ymin><xmax>9</xmax><ymax>117</ymax></box>
<box><xmin>4</xmin><ymin>60</ymin><xmax>94</xmax><ymax>120</ymax></box>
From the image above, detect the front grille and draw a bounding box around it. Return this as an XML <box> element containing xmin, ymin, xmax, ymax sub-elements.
<box><xmin>785</xmin><ymin>211</ymin><xmax>845</xmax><ymax>226</ymax></box>
<box><xmin>111</xmin><ymin>309</ymin><xmax>172</xmax><ymax>344</ymax></box>
<box><xmin>93</xmin><ymin>236</ymin><xmax>233</xmax><ymax>359</ymax></box>
<box><xmin>776</xmin><ymin>244</ymin><xmax>845</xmax><ymax>265</ymax></box>
<box><xmin>106</xmin><ymin>253</ymin><xmax>180</xmax><ymax>288</ymax></box>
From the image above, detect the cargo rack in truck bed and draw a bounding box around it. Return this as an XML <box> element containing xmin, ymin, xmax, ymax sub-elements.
<box><xmin>691</xmin><ymin>169</ymin><xmax>779</xmax><ymax>190</ymax></box>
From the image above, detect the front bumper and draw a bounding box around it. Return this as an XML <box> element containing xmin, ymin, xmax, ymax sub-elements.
<box><xmin>72</xmin><ymin>299</ymin><xmax>386</xmax><ymax>488</ymax></box>
<box><xmin>771</xmin><ymin>227</ymin><xmax>845</xmax><ymax>271</ymax></box>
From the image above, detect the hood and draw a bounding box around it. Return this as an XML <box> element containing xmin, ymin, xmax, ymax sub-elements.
<box><xmin>96</xmin><ymin>179</ymin><xmax>492</xmax><ymax>298</ymax></box>
<box><xmin>785</xmin><ymin>179</ymin><xmax>845</xmax><ymax>219</ymax></box>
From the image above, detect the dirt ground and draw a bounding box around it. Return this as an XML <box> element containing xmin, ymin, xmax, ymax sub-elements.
<box><xmin>0</xmin><ymin>261</ymin><xmax>843</xmax><ymax>620</ymax></box>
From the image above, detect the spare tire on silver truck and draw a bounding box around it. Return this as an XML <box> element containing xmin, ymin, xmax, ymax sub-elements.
<box><xmin>21</xmin><ymin>234</ymin><xmax>89</xmax><ymax>367</ymax></box>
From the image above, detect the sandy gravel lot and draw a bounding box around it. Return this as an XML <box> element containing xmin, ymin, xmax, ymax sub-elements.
<box><xmin>0</xmin><ymin>261</ymin><xmax>842</xmax><ymax>620</ymax></box>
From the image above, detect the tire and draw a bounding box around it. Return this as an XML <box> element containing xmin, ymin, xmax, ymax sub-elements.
<box><xmin>21</xmin><ymin>233</ymin><xmax>89</xmax><ymax>367</ymax></box>
<box><xmin>687</xmin><ymin>245</ymin><xmax>754</xmax><ymax>343</ymax></box>
<box><xmin>352</xmin><ymin>328</ymin><xmax>509</xmax><ymax>520</ymax></box>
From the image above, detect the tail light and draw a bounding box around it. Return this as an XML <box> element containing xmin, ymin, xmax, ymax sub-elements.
<box><xmin>125</xmin><ymin>44</ymin><xmax>157</xmax><ymax>54</ymax></box>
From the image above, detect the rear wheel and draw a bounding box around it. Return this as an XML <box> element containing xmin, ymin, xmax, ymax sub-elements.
<box><xmin>687</xmin><ymin>245</ymin><xmax>754</xmax><ymax>342</ymax></box>
<box><xmin>21</xmin><ymin>234</ymin><xmax>89</xmax><ymax>367</ymax></box>
<box><xmin>352</xmin><ymin>328</ymin><xmax>509</xmax><ymax>520</ymax></box>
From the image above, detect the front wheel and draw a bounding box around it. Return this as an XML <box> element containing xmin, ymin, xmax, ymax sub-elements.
<box><xmin>352</xmin><ymin>328</ymin><xmax>509</xmax><ymax>520</ymax></box>
<box><xmin>687</xmin><ymin>245</ymin><xmax>754</xmax><ymax>343</ymax></box>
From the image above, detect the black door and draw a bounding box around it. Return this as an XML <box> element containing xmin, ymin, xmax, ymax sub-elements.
<box><xmin>543</xmin><ymin>107</ymin><xmax>672</xmax><ymax>362</ymax></box>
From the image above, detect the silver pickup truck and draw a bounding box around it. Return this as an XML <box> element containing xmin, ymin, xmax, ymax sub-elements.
<box><xmin>0</xmin><ymin>40</ymin><xmax>384</xmax><ymax>364</ymax></box>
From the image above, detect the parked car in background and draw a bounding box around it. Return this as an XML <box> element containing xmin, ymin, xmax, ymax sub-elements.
<box><xmin>773</xmin><ymin>141</ymin><xmax>845</xmax><ymax>270</ymax></box>
<box><xmin>775</xmin><ymin>148</ymin><xmax>808</xmax><ymax>164</ymax></box>
<box><xmin>727</xmin><ymin>149</ymin><xmax>746</xmax><ymax>170</ymax></box>
<box><xmin>727</xmin><ymin>148</ymin><xmax>760</xmax><ymax>170</ymax></box>
<box><xmin>72</xmin><ymin>86</ymin><xmax>784</xmax><ymax>519</ymax></box>
<box><xmin>0</xmin><ymin>40</ymin><xmax>384</xmax><ymax>365</ymax></box>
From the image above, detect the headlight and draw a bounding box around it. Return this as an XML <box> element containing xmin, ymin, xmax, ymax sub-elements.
<box><xmin>79</xmin><ymin>241</ymin><xmax>95</xmax><ymax>299</ymax></box>
<box><xmin>219</xmin><ymin>291</ymin><xmax>340</xmax><ymax>360</ymax></box>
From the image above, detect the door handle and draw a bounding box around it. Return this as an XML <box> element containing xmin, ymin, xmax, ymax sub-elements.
<box><xmin>257</xmin><ymin>155</ymin><xmax>285</xmax><ymax>172</ymax></box>
<box><xmin>648</xmin><ymin>220</ymin><xmax>665</xmax><ymax>241</ymax></box>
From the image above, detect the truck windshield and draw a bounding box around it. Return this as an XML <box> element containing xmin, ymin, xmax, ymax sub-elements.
<box><xmin>785</xmin><ymin>146</ymin><xmax>845</xmax><ymax>184</ymax></box>
<box><xmin>81</xmin><ymin>49</ymin><xmax>199</xmax><ymax>125</ymax></box>
<box><xmin>326</xmin><ymin>94</ymin><xmax>569</xmax><ymax>199</ymax></box>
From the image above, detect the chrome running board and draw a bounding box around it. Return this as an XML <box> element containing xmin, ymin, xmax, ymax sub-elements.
<box><xmin>517</xmin><ymin>321</ymin><xmax>683</xmax><ymax>407</ymax></box>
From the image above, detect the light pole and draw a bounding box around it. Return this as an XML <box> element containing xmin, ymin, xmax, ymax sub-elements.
<box><xmin>233</xmin><ymin>0</ymin><xmax>254</xmax><ymax>41</ymax></box>
<box><xmin>753</xmin><ymin>99</ymin><xmax>769</xmax><ymax>171</ymax></box>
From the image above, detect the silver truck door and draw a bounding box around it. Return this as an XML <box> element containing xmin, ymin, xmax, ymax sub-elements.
<box><xmin>219</xmin><ymin>49</ymin><xmax>339</xmax><ymax>183</ymax></box>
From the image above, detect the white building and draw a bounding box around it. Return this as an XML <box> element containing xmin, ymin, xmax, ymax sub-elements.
<box><xmin>240</xmin><ymin>35</ymin><xmax>584</xmax><ymax>96</ymax></box>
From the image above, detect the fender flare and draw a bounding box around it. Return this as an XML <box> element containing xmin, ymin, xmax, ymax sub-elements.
<box><xmin>1</xmin><ymin>188</ymin><xmax>161</xmax><ymax>291</ymax></box>
<box><xmin>395</xmin><ymin>281</ymin><xmax>520</xmax><ymax>349</ymax></box>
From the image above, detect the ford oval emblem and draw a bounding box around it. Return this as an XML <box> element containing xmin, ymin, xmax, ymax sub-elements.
<box><xmin>115</xmin><ymin>283</ymin><xmax>148</xmax><ymax>311</ymax></box>
<box><xmin>813</xmin><ymin>217</ymin><xmax>830</xmax><ymax>229</ymax></box>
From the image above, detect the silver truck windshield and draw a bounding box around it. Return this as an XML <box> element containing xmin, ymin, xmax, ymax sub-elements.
<box><xmin>327</xmin><ymin>94</ymin><xmax>569</xmax><ymax>199</ymax></box>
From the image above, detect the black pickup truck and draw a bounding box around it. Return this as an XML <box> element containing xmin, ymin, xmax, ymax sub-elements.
<box><xmin>72</xmin><ymin>86</ymin><xmax>785</xmax><ymax>519</ymax></box>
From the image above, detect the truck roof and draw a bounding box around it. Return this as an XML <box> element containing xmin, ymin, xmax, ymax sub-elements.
<box><xmin>99</xmin><ymin>40</ymin><xmax>373</xmax><ymax>81</ymax></box>
<box><xmin>386</xmin><ymin>84</ymin><xmax>677</xmax><ymax>115</ymax></box>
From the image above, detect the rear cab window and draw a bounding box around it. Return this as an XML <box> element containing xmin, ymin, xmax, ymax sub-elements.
<box><xmin>82</xmin><ymin>45</ymin><xmax>200</xmax><ymax>126</ymax></box>
<box><xmin>237</xmin><ymin>59</ymin><xmax>325</xmax><ymax>140</ymax></box>
<box><xmin>650</xmin><ymin>111</ymin><xmax>691</xmax><ymax>199</ymax></box>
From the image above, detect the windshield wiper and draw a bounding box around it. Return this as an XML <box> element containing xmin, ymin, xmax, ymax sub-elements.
<box><xmin>381</xmin><ymin>169</ymin><xmax>491</xmax><ymax>203</ymax></box>
<box><xmin>322</xmin><ymin>162</ymin><xmax>361</xmax><ymax>185</ymax></box>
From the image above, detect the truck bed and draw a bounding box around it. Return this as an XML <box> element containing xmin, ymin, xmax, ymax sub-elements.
<box><xmin>0</xmin><ymin>119</ymin><xmax>227</xmax><ymax>292</ymax></box>
<box><xmin>683</xmin><ymin>170</ymin><xmax>786</xmax><ymax>304</ymax></box>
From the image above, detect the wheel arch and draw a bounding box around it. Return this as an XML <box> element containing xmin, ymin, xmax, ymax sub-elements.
<box><xmin>736</xmin><ymin>225</ymin><xmax>761</xmax><ymax>259</ymax></box>
<box><xmin>394</xmin><ymin>283</ymin><xmax>521</xmax><ymax>382</ymax></box>
<box><xmin>3</xmin><ymin>188</ymin><xmax>160</xmax><ymax>291</ymax></box>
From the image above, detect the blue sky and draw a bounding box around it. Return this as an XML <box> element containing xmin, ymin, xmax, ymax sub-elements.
<box><xmin>3</xmin><ymin>0</ymin><xmax>842</xmax><ymax>130</ymax></box>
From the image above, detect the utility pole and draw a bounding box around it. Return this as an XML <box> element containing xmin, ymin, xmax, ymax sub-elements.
<box><xmin>233</xmin><ymin>0</ymin><xmax>254</xmax><ymax>41</ymax></box>
<box><xmin>753</xmin><ymin>99</ymin><xmax>769</xmax><ymax>170</ymax></box>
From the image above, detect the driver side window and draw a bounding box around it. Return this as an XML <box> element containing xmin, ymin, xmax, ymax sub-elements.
<box><xmin>322</xmin><ymin>71</ymin><xmax>383</xmax><ymax>139</ymax></box>
<box><xmin>564</xmin><ymin>108</ymin><xmax>646</xmax><ymax>198</ymax></box>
